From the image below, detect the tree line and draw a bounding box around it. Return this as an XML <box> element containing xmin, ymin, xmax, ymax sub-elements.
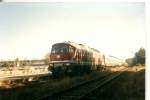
<box><xmin>126</xmin><ymin>48</ymin><xmax>145</xmax><ymax>66</ymax></box>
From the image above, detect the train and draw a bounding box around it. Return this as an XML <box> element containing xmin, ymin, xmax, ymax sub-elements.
<box><xmin>48</xmin><ymin>41</ymin><xmax>126</xmax><ymax>77</ymax></box>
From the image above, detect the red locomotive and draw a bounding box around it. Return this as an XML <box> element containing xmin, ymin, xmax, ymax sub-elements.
<box><xmin>48</xmin><ymin>41</ymin><xmax>124</xmax><ymax>77</ymax></box>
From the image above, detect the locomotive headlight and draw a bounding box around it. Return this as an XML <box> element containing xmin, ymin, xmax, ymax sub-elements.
<box><xmin>66</xmin><ymin>63</ymin><xmax>71</xmax><ymax>66</ymax></box>
<box><xmin>56</xmin><ymin>55</ymin><xmax>60</xmax><ymax>59</ymax></box>
<box><xmin>49</xmin><ymin>63</ymin><xmax>53</xmax><ymax>66</ymax></box>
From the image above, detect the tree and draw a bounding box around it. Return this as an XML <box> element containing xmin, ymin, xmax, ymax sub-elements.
<box><xmin>125</xmin><ymin>58</ymin><xmax>134</xmax><ymax>66</ymax></box>
<box><xmin>133</xmin><ymin>48</ymin><xmax>145</xmax><ymax>65</ymax></box>
<box><xmin>125</xmin><ymin>48</ymin><xmax>145</xmax><ymax>66</ymax></box>
<box><xmin>44</xmin><ymin>53</ymin><xmax>50</xmax><ymax>64</ymax></box>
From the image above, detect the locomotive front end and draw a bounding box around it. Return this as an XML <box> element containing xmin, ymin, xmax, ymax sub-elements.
<box><xmin>48</xmin><ymin>43</ymin><xmax>75</xmax><ymax>76</ymax></box>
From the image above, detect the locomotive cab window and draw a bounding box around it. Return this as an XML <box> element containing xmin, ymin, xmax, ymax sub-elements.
<box><xmin>51</xmin><ymin>44</ymin><xmax>69</xmax><ymax>53</ymax></box>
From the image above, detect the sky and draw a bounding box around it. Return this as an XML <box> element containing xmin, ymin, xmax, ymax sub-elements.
<box><xmin>0</xmin><ymin>2</ymin><xmax>145</xmax><ymax>60</ymax></box>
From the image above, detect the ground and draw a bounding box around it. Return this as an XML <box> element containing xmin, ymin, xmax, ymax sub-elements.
<box><xmin>0</xmin><ymin>70</ymin><xmax>110</xmax><ymax>100</ymax></box>
<box><xmin>0</xmin><ymin>66</ymin><xmax>145</xmax><ymax>100</ymax></box>
<box><xmin>83</xmin><ymin>66</ymin><xmax>145</xmax><ymax>100</ymax></box>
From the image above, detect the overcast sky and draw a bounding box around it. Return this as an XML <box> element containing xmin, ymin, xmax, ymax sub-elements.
<box><xmin>0</xmin><ymin>2</ymin><xmax>145</xmax><ymax>60</ymax></box>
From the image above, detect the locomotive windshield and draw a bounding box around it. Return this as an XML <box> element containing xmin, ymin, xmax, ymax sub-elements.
<box><xmin>51</xmin><ymin>44</ymin><xmax>69</xmax><ymax>53</ymax></box>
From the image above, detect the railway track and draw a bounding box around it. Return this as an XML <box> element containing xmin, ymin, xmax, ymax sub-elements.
<box><xmin>37</xmin><ymin>68</ymin><xmax>128</xmax><ymax>100</ymax></box>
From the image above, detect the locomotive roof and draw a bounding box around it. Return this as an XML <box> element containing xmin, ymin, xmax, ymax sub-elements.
<box><xmin>65</xmin><ymin>41</ymin><xmax>100</xmax><ymax>53</ymax></box>
<box><xmin>52</xmin><ymin>41</ymin><xmax>101</xmax><ymax>54</ymax></box>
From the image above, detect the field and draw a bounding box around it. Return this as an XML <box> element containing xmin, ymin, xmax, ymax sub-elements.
<box><xmin>0</xmin><ymin>66</ymin><xmax>145</xmax><ymax>100</ymax></box>
<box><xmin>0</xmin><ymin>70</ymin><xmax>110</xmax><ymax>100</ymax></box>
<box><xmin>83</xmin><ymin>66</ymin><xmax>145</xmax><ymax>100</ymax></box>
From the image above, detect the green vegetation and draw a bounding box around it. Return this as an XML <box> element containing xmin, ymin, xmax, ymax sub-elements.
<box><xmin>126</xmin><ymin>48</ymin><xmax>145</xmax><ymax>66</ymax></box>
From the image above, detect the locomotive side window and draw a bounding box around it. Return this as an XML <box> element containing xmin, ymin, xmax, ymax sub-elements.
<box><xmin>69</xmin><ymin>46</ymin><xmax>74</xmax><ymax>53</ymax></box>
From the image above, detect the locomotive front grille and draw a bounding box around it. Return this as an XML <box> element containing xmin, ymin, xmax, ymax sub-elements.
<box><xmin>49</xmin><ymin>60</ymin><xmax>76</xmax><ymax>68</ymax></box>
<box><xmin>54</xmin><ymin>63</ymin><xmax>63</xmax><ymax>67</ymax></box>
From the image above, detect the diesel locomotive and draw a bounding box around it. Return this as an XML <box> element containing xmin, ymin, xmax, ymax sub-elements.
<box><xmin>48</xmin><ymin>41</ymin><xmax>124</xmax><ymax>77</ymax></box>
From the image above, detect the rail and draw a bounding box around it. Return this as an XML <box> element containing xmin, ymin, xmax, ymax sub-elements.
<box><xmin>37</xmin><ymin>67</ymin><xmax>128</xmax><ymax>100</ymax></box>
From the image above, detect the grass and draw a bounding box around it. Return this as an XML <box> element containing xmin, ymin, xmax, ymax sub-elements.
<box><xmin>83</xmin><ymin>66</ymin><xmax>145</xmax><ymax>100</ymax></box>
<box><xmin>0</xmin><ymin>70</ymin><xmax>110</xmax><ymax>100</ymax></box>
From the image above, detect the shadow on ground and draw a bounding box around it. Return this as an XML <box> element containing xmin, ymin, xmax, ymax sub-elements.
<box><xmin>83</xmin><ymin>68</ymin><xmax>145</xmax><ymax>100</ymax></box>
